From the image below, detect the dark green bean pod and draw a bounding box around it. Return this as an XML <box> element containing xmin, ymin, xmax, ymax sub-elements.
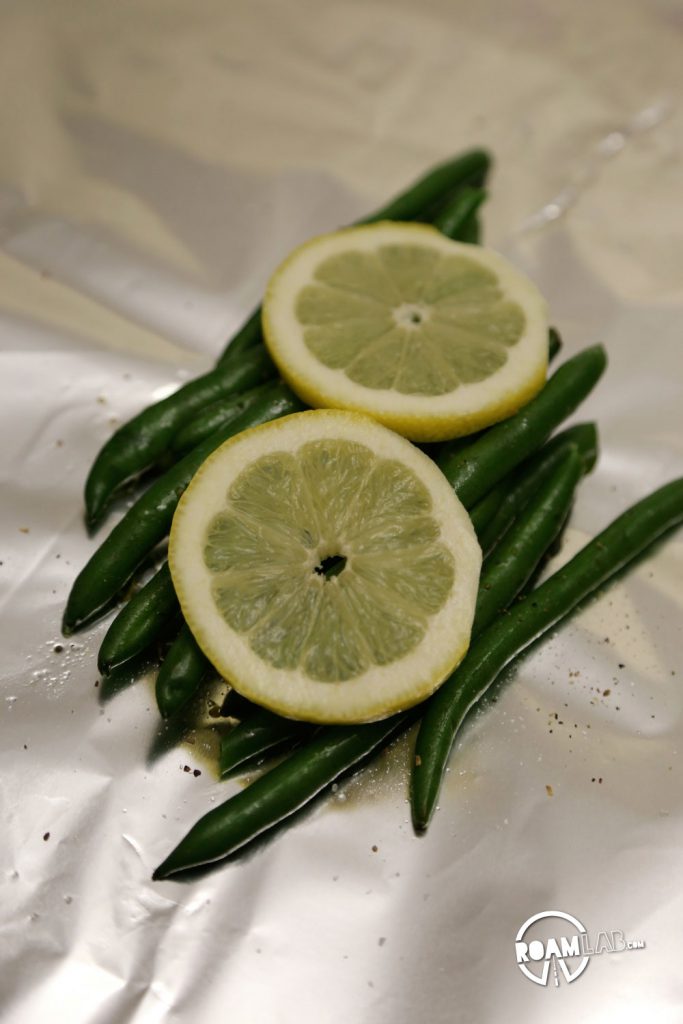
<box><xmin>64</xmin><ymin>382</ymin><xmax>304</xmax><ymax>634</ymax></box>
<box><xmin>153</xmin><ymin>714</ymin><xmax>410</xmax><ymax>878</ymax></box>
<box><xmin>412</xmin><ymin>476</ymin><xmax>683</xmax><ymax>831</ymax></box>
<box><xmin>169</xmin><ymin>382</ymin><xmax>272</xmax><ymax>457</ymax></box>
<box><xmin>152</xmin><ymin>438</ymin><xmax>589</xmax><ymax>876</ymax></box>
<box><xmin>219</xmin><ymin>708</ymin><xmax>312</xmax><ymax>778</ymax></box>
<box><xmin>472</xmin><ymin>447</ymin><xmax>582</xmax><ymax>635</ymax></box>
<box><xmin>438</xmin><ymin>345</ymin><xmax>607</xmax><ymax>507</ymax></box>
<box><xmin>456</xmin><ymin>212</ymin><xmax>481</xmax><ymax>245</ymax></box>
<box><xmin>97</xmin><ymin>562</ymin><xmax>178</xmax><ymax>675</ymax></box>
<box><xmin>220</xmin><ymin>688</ymin><xmax>258</xmax><ymax>720</ymax></box>
<box><xmin>360</xmin><ymin>148</ymin><xmax>491</xmax><ymax>224</ymax></box>
<box><xmin>85</xmin><ymin>344</ymin><xmax>277</xmax><ymax>529</ymax></box>
<box><xmin>155</xmin><ymin>624</ymin><xmax>213</xmax><ymax>719</ymax></box>
<box><xmin>433</xmin><ymin>187</ymin><xmax>487</xmax><ymax>241</ymax></box>
<box><xmin>215</xmin><ymin>308</ymin><xmax>264</xmax><ymax>367</ymax></box>
<box><xmin>473</xmin><ymin>421</ymin><xmax>598</xmax><ymax>554</ymax></box>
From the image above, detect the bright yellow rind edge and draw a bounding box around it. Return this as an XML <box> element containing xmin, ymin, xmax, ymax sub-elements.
<box><xmin>169</xmin><ymin>410</ymin><xmax>477</xmax><ymax>724</ymax></box>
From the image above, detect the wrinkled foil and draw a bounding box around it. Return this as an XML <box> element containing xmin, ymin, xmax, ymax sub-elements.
<box><xmin>1</xmin><ymin>3</ymin><xmax>682</xmax><ymax>1021</ymax></box>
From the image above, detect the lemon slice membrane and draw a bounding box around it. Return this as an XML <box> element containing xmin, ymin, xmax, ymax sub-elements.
<box><xmin>169</xmin><ymin>411</ymin><xmax>481</xmax><ymax>724</ymax></box>
<box><xmin>263</xmin><ymin>222</ymin><xmax>548</xmax><ymax>441</ymax></box>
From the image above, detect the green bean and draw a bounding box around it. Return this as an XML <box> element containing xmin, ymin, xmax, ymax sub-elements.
<box><xmin>360</xmin><ymin>149</ymin><xmax>491</xmax><ymax>224</ymax></box>
<box><xmin>169</xmin><ymin>382</ymin><xmax>272</xmax><ymax>457</ymax></box>
<box><xmin>219</xmin><ymin>708</ymin><xmax>312</xmax><ymax>778</ymax></box>
<box><xmin>412</xmin><ymin>477</ymin><xmax>683</xmax><ymax>831</ymax></box>
<box><xmin>152</xmin><ymin>437</ymin><xmax>586</xmax><ymax>876</ymax></box>
<box><xmin>97</xmin><ymin>562</ymin><xmax>178</xmax><ymax>675</ymax></box>
<box><xmin>156</xmin><ymin>624</ymin><xmax>212</xmax><ymax>719</ymax></box>
<box><xmin>457</xmin><ymin>211</ymin><xmax>481</xmax><ymax>245</ymax></box>
<box><xmin>547</xmin><ymin>327</ymin><xmax>562</xmax><ymax>362</ymax></box>
<box><xmin>63</xmin><ymin>382</ymin><xmax>304</xmax><ymax>634</ymax></box>
<box><xmin>85</xmin><ymin>344</ymin><xmax>277</xmax><ymax>529</ymax></box>
<box><xmin>472</xmin><ymin>448</ymin><xmax>582</xmax><ymax>635</ymax></box>
<box><xmin>220</xmin><ymin>688</ymin><xmax>257</xmax><ymax>720</ymax></box>
<box><xmin>433</xmin><ymin>187</ymin><xmax>487</xmax><ymax>241</ymax></box>
<box><xmin>153</xmin><ymin>714</ymin><xmax>409</xmax><ymax>878</ymax></box>
<box><xmin>215</xmin><ymin>308</ymin><xmax>263</xmax><ymax>367</ymax></box>
<box><xmin>438</xmin><ymin>345</ymin><xmax>607</xmax><ymax>507</ymax></box>
<box><xmin>468</xmin><ymin>419</ymin><xmax>594</xmax><ymax>543</ymax></box>
<box><xmin>473</xmin><ymin>422</ymin><xmax>598</xmax><ymax>554</ymax></box>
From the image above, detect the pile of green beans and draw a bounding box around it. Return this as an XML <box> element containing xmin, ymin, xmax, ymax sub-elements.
<box><xmin>152</xmin><ymin>444</ymin><xmax>587</xmax><ymax>876</ymax></box>
<box><xmin>62</xmin><ymin>147</ymin><xmax>682</xmax><ymax>883</ymax></box>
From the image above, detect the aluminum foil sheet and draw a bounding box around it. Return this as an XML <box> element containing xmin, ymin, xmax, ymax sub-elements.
<box><xmin>1</xmin><ymin>3</ymin><xmax>682</xmax><ymax>1021</ymax></box>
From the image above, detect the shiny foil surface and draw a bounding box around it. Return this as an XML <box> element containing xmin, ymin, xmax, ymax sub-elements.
<box><xmin>1</xmin><ymin>3</ymin><xmax>682</xmax><ymax>1021</ymax></box>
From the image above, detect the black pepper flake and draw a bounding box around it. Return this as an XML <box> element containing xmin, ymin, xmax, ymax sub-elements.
<box><xmin>53</xmin><ymin>644</ymin><xmax>64</xmax><ymax>654</ymax></box>
<box><xmin>43</xmin><ymin>832</ymin><xmax>50</xmax><ymax>841</ymax></box>
<box><xmin>193</xmin><ymin>769</ymin><xmax>201</xmax><ymax>777</ymax></box>
<box><xmin>183</xmin><ymin>765</ymin><xmax>191</xmax><ymax>773</ymax></box>
<box><xmin>371</xmin><ymin>845</ymin><xmax>378</xmax><ymax>853</ymax></box>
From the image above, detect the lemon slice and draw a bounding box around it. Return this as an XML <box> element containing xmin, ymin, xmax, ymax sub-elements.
<box><xmin>262</xmin><ymin>222</ymin><xmax>548</xmax><ymax>442</ymax></box>
<box><xmin>169</xmin><ymin>410</ymin><xmax>481</xmax><ymax>724</ymax></box>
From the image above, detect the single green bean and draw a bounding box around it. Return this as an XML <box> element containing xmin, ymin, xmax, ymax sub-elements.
<box><xmin>97</xmin><ymin>562</ymin><xmax>178</xmax><ymax>675</ymax></box>
<box><xmin>64</xmin><ymin>382</ymin><xmax>304</xmax><ymax>634</ymax></box>
<box><xmin>155</xmin><ymin>624</ymin><xmax>213</xmax><ymax>719</ymax></box>
<box><xmin>472</xmin><ymin>448</ymin><xmax>582</xmax><ymax>634</ymax></box>
<box><xmin>456</xmin><ymin>211</ymin><xmax>481</xmax><ymax>245</ymax></box>
<box><xmin>85</xmin><ymin>344</ymin><xmax>277</xmax><ymax>529</ymax></box>
<box><xmin>220</xmin><ymin>688</ymin><xmax>258</xmax><ymax>720</ymax></box>
<box><xmin>433</xmin><ymin>187</ymin><xmax>487</xmax><ymax>241</ymax></box>
<box><xmin>169</xmin><ymin>382</ymin><xmax>272</xmax><ymax>457</ymax></box>
<box><xmin>473</xmin><ymin>422</ymin><xmax>598</xmax><ymax>554</ymax></box>
<box><xmin>153</xmin><ymin>714</ymin><xmax>409</xmax><ymax>878</ymax></box>
<box><xmin>219</xmin><ymin>708</ymin><xmax>312</xmax><ymax>778</ymax></box>
<box><xmin>217</xmin><ymin>308</ymin><xmax>263</xmax><ymax>365</ymax></box>
<box><xmin>412</xmin><ymin>477</ymin><xmax>683</xmax><ymax>831</ymax></box>
<box><xmin>438</xmin><ymin>345</ymin><xmax>607</xmax><ymax>507</ymax></box>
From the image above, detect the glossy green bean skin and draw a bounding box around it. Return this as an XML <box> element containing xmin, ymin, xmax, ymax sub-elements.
<box><xmin>97</xmin><ymin>562</ymin><xmax>178</xmax><ymax>675</ymax></box>
<box><xmin>155</xmin><ymin>624</ymin><xmax>212</xmax><ymax>719</ymax></box>
<box><xmin>433</xmin><ymin>187</ymin><xmax>486</xmax><ymax>240</ymax></box>
<box><xmin>169</xmin><ymin>382</ymin><xmax>272</xmax><ymax>457</ymax></box>
<box><xmin>215</xmin><ymin>308</ymin><xmax>263</xmax><ymax>367</ymax></box>
<box><xmin>64</xmin><ymin>382</ymin><xmax>304</xmax><ymax>634</ymax></box>
<box><xmin>153</xmin><ymin>715</ymin><xmax>409</xmax><ymax>878</ymax></box>
<box><xmin>472</xmin><ymin>448</ymin><xmax>582</xmax><ymax>635</ymax></box>
<box><xmin>219</xmin><ymin>708</ymin><xmax>312</xmax><ymax>778</ymax></box>
<box><xmin>438</xmin><ymin>345</ymin><xmax>607</xmax><ymax>507</ymax></box>
<box><xmin>456</xmin><ymin>212</ymin><xmax>481</xmax><ymax>245</ymax></box>
<box><xmin>152</xmin><ymin>435</ymin><xmax>587</xmax><ymax>876</ymax></box>
<box><xmin>412</xmin><ymin>477</ymin><xmax>683</xmax><ymax>831</ymax></box>
<box><xmin>473</xmin><ymin>422</ymin><xmax>598</xmax><ymax>554</ymax></box>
